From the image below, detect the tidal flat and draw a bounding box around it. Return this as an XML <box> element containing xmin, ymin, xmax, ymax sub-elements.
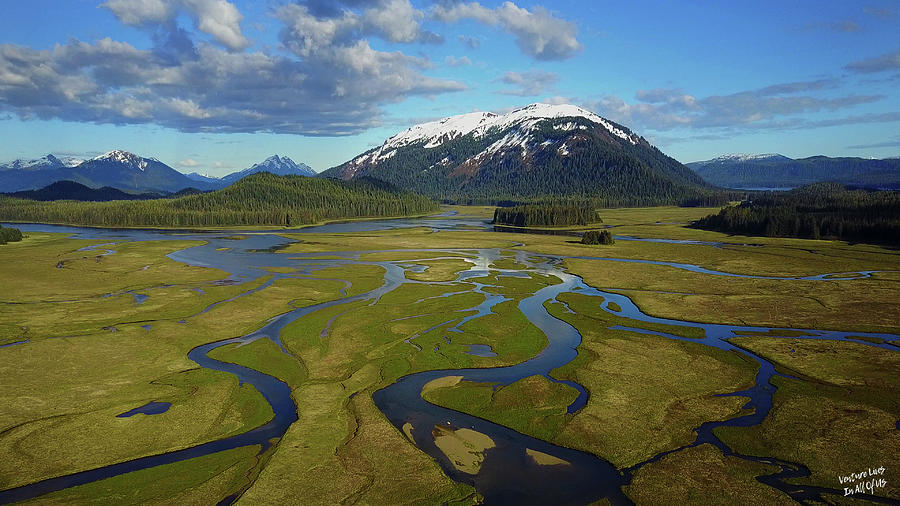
<box><xmin>0</xmin><ymin>208</ymin><xmax>897</xmax><ymax>504</ymax></box>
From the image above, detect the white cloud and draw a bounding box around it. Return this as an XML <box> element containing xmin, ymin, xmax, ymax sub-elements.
<box><xmin>432</xmin><ymin>2</ymin><xmax>582</xmax><ymax>60</ymax></box>
<box><xmin>276</xmin><ymin>0</ymin><xmax>438</xmax><ymax>56</ymax></box>
<box><xmin>101</xmin><ymin>0</ymin><xmax>174</xmax><ymax>25</ymax></box>
<box><xmin>102</xmin><ymin>0</ymin><xmax>249</xmax><ymax>51</ymax></box>
<box><xmin>362</xmin><ymin>0</ymin><xmax>422</xmax><ymax>43</ymax></box>
<box><xmin>179</xmin><ymin>158</ymin><xmax>200</xmax><ymax>166</ymax></box>
<box><xmin>0</xmin><ymin>11</ymin><xmax>465</xmax><ymax>136</ymax></box>
<box><xmin>2</xmin><ymin>0</ymin><xmax>584</xmax><ymax>136</ymax></box>
<box><xmin>166</xmin><ymin>98</ymin><xmax>213</xmax><ymax>119</ymax></box>
<box><xmin>182</xmin><ymin>0</ymin><xmax>249</xmax><ymax>51</ymax></box>
<box><xmin>581</xmin><ymin>80</ymin><xmax>884</xmax><ymax>132</ymax></box>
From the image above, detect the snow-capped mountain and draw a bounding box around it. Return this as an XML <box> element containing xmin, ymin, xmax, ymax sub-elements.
<box><xmin>0</xmin><ymin>151</ymin><xmax>317</xmax><ymax>193</ymax></box>
<box><xmin>0</xmin><ymin>154</ymin><xmax>82</xmax><ymax>171</ymax></box>
<box><xmin>221</xmin><ymin>155</ymin><xmax>315</xmax><ymax>184</ymax></box>
<box><xmin>322</xmin><ymin>103</ymin><xmax>706</xmax><ymax>201</ymax></box>
<box><xmin>88</xmin><ymin>150</ymin><xmax>154</xmax><ymax>171</ymax></box>
<box><xmin>70</xmin><ymin>150</ymin><xmax>210</xmax><ymax>192</ymax></box>
<box><xmin>340</xmin><ymin>103</ymin><xmax>642</xmax><ymax>176</ymax></box>
<box><xmin>0</xmin><ymin>150</ymin><xmax>218</xmax><ymax>193</ymax></box>
<box><xmin>688</xmin><ymin>153</ymin><xmax>790</xmax><ymax>168</ymax></box>
<box><xmin>185</xmin><ymin>172</ymin><xmax>221</xmax><ymax>184</ymax></box>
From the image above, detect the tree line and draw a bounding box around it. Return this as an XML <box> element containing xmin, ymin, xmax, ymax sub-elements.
<box><xmin>692</xmin><ymin>183</ymin><xmax>900</xmax><ymax>246</ymax></box>
<box><xmin>0</xmin><ymin>173</ymin><xmax>438</xmax><ymax>228</ymax></box>
<box><xmin>492</xmin><ymin>204</ymin><xmax>600</xmax><ymax>227</ymax></box>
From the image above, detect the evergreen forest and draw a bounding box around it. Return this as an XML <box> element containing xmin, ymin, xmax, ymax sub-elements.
<box><xmin>0</xmin><ymin>173</ymin><xmax>438</xmax><ymax>228</ymax></box>
<box><xmin>692</xmin><ymin>183</ymin><xmax>900</xmax><ymax>246</ymax></box>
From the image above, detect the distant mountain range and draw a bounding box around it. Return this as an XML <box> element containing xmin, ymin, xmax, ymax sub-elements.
<box><xmin>0</xmin><ymin>154</ymin><xmax>84</xmax><ymax>170</ymax></box>
<box><xmin>0</xmin><ymin>152</ymin><xmax>315</xmax><ymax>194</ymax></box>
<box><xmin>687</xmin><ymin>154</ymin><xmax>900</xmax><ymax>189</ymax></box>
<box><xmin>321</xmin><ymin>103</ymin><xmax>712</xmax><ymax>204</ymax></box>
<box><xmin>2</xmin><ymin>180</ymin><xmax>204</xmax><ymax>202</ymax></box>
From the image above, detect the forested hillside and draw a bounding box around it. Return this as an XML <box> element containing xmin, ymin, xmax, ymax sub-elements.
<box><xmin>692</xmin><ymin>183</ymin><xmax>900</xmax><ymax>245</ymax></box>
<box><xmin>0</xmin><ymin>173</ymin><xmax>437</xmax><ymax>228</ymax></box>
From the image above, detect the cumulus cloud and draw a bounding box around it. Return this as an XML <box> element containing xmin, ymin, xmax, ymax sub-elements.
<box><xmin>581</xmin><ymin>79</ymin><xmax>884</xmax><ymax>132</ymax></box>
<box><xmin>103</xmin><ymin>0</ymin><xmax>250</xmax><ymax>51</ymax></box>
<box><xmin>495</xmin><ymin>70</ymin><xmax>558</xmax><ymax>96</ymax></box>
<box><xmin>0</xmin><ymin>0</ymin><xmax>470</xmax><ymax>136</ymax></box>
<box><xmin>1</xmin><ymin>0</ymin><xmax>586</xmax><ymax>136</ymax></box>
<box><xmin>845</xmin><ymin>49</ymin><xmax>900</xmax><ymax>73</ymax></box>
<box><xmin>0</xmin><ymin>37</ymin><xmax>464</xmax><ymax>135</ymax></box>
<box><xmin>179</xmin><ymin>158</ymin><xmax>200</xmax><ymax>166</ymax></box>
<box><xmin>276</xmin><ymin>0</ymin><xmax>440</xmax><ymax>50</ymax></box>
<box><xmin>361</xmin><ymin>0</ymin><xmax>423</xmax><ymax>43</ymax></box>
<box><xmin>184</xmin><ymin>0</ymin><xmax>249</xmax><ymax>50</ymax></box>
<box><xmin>432</xmin><ymin>2</ymin><xmax>582</xmax><ymax>60</ymax></box>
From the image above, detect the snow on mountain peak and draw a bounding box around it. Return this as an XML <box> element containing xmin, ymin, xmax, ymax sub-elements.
<box><xmin>226</xmin><ymin>155</ymin><xmax>315</xmax><ymax>180</ymax></box>
<box><xmin>384</xmin><ymin>103</ymin><xmax>633</xmax><ymax>149</ymax></box>
<box><xmin>713</xmin><ymin>153</ymin><xmax>784</xmax><ymax>162</ymax></box>
<box><xmin>93</xmin><ymin>150</ymin><xmax>148</xmax><ymax>171</ymax></box>
<box><xmin>251</xmin><ymin>155</ymin><xmax>312</xmax><ymax>173</ymax></box>
<box><xmin>58</xmin><ymin>156</ymin><xmax>84</xmax><ymax>167</ymax></box>
<box><xmin>349</xmin><ymin>103</ymin><xmax>639</xmax><ymax>169</ymax></box>
<box><xmin>0</xmin><ymin>154</ymin><xmax>87</xmax><ymax>171</ymax></box>
<box><xmin>256</xmin><ymin>154</ymin><xmax>292</xmax><ymax>168</ymax></box>
<box><xmin>385</xmin><ymin>111</ymin><xmax>499</xmax><ymax>150</ymax></box>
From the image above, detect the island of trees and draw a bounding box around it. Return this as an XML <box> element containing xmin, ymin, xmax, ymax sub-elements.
<box><xmin>0</xmin><ymin>225</ymin><xmax>23</xmax><ymax>244</ymax></box>
<box><xmin>581</xmin><ymin>229</ymin><xmax>615</xmax><ymax>245</ymax></box>
<box><xmin>492</xmin><ymin>204</ymin><xmax>600</xmax><ymax>227</ymax></box>
<box><xmin>692</xmin><ymin>182</ymin><xmax>900</xmax><ymax>246</ymax></box>
<box><xmin>0</xmin><ymin>173</ymin><xmax>438</xmax><ymax>228</ymax></box>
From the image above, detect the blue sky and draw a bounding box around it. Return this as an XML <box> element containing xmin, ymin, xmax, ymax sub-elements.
<box><xmin>1</xmin><ymin>0</ymin><xmax>898</xmax><ymax>175</ymax></box>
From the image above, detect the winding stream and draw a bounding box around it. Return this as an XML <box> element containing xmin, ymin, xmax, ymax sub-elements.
<box><xmin>0</xmin><ymin>220</ymin><xmax>898</xmax><ymax>504</ymax></box>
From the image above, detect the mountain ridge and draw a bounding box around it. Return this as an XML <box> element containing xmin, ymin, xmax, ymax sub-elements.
<box><xmin>0</xmin><ymin>153</ymin><xmax>315</xmax><ymax>193</ymax></box>
<box><xmin>687</xmin><ymin>154</ymin><xmax>900</xmax><ymax>189</ymax></box>
<box><xmin>2</xmin><ymin>180</ymin><xmax>176</xmax><ymax>201</ymax></box>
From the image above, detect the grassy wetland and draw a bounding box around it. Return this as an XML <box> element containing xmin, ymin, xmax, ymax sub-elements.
<box><xmin>0</xmin><ymin>206</ymin><xmax>898</xmax><ymax>504</ymax></box>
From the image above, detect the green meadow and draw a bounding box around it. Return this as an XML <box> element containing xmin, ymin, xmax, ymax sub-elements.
<box><xmin>0</xmin><ymin>206</ymin><xmax>897</xmax><ymax>503</ymax></box>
